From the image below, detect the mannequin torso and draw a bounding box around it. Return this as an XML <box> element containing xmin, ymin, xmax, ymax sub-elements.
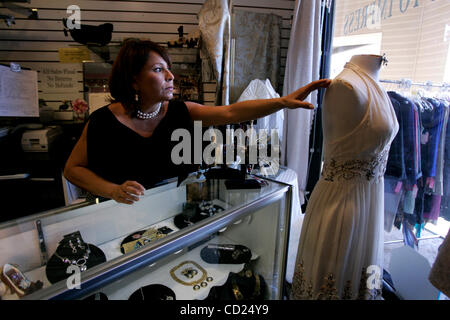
<box><xmin>323</xmin><ymin>55</ymin><xmax>383</xmax><ymax>142</ymax></box>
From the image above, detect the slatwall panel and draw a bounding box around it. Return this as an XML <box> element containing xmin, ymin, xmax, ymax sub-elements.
<box><xmin>0</xmin><ymin>0</ymin><xmax>295</xmax><ymax>110</ymax></box>
<box><xmin>202</xmin><ymin>0</ymin><xmax>295</xmax><ymax>105</ymax></box>
<box><xmin>332</xmin><ymin>0</ymin><xmax>450</xmax><ymax>84</ymax></box>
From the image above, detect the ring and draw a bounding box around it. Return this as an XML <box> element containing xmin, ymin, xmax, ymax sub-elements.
<box><xmin>193</xmin><ymin>285</ymin><xmax>200</xmax><ymax>291</ymax></box>
<box><xmin>206</xmin><ymin>277</ymin><xmax>213</xmax><ymax>282</ymax></box>
<box><xmin>201</xmin><ymin>281</ymin><xmax>208</xmax><ymax>287</ymax></box>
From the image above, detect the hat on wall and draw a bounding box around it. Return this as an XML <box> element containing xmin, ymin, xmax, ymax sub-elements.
<box><xmin>62</xmin><ymin>18</ymin><xmax>113</xmax><ymax>46</ymax></box>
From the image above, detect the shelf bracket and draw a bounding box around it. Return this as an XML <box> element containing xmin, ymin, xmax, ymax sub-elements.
<box><xmin>36</xmin><ymin>220</ymin><xmax>49</xmax><ymax>266</ymax></box>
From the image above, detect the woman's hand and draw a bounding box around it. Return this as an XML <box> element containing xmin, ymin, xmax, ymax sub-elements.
<box><xmin>282</xmin><ymin>79</ymin><xmax>332</xmax><ymax>109</ymax></box>
<box><xmin>111</xmin><ymin>180</ymin><xmax>145</xmax><ymax>205</ymax></box>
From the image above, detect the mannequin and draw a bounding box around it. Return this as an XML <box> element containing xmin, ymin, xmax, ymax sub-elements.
<box><xmin>291</xmin><ymin>54</ymin><xmax>398</xmax><ymax>300</ymax></box>
<box><xmin>348</xmin><ymin>54</ymin><xmax>383</xmax><ymax>80</ymax></box>
<box><xmin>323</xmin><ymin>55</ymin><xmax>384</xmax><ymax>143</ymax></box>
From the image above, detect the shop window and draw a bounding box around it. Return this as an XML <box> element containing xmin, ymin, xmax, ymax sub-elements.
<box><xmin>332</xmin><ymin>0</ymin><xmax>450</xmax><ymax>83</ymax></box>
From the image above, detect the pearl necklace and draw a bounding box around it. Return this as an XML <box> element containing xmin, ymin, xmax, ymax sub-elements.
<box><xmin>136</xmin><ymin>102</ymin><xmax>162</xmax><ymax>120</ymax></box>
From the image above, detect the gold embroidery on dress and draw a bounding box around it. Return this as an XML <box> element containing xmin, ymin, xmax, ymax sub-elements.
<box><xmin>291</xmin><ymin>261</ymin><xmax>306</xmax><ymax>299</ymax></box>
<box><xmin>291</xmin><ymin>261</ymin><xmax>382</xmax><ymax>300</ymax></box>
<box><xmin>342</xmin><ymin>280</ymin><xmax>353</xmax><ymax>300</ymax></box>
<box><xmin>358</xmin><ymin>267</ymin><xmax>369</xmax><ymax>300</ymax></box>
<box><xmin>322</xmin><ymin>148</ymin><xmax>389</xmax><ymax>182</ymax></box>
<box><xmin>317</xmin><ymin>274</ymin><xmax>339</xmax><ymax>300</ymax></box>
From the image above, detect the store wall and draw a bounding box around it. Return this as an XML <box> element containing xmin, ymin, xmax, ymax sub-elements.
<box><xmin>332</xmin><ymin>0</ymin><xmax>450</xmax><ymax>84</ymax></box>
<box><xmin>0</xmin><ymin>0</ymin><xmax>295</xmax><ymax>110</ymax></box>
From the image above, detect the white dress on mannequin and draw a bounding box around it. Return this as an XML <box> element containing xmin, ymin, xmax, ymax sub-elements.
<box><xmin>291</xmin><ymin>55</ymin><xmax>399</xmax><ymax>299</ymax></box>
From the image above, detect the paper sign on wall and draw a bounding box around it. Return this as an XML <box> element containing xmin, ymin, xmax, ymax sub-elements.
<box><xmin>0</xmin><ymin>64</ymin><xmax>39</xmax><ymax>117</ymax></box>
<box><xmin>59</xmin><ymin>47</ymin><xmax>91</xmax><ymax>63</ymax></box>
<box><xmin>39</xmin><ymin>65</ymin><xmax>81</xmax><ymax>93</ymax></box>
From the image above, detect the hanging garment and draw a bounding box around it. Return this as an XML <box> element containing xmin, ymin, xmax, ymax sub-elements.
<box><xmin>291</xmin><ymin>62</ymin><xmax>399</xmax><ymax>300</ymax></box>
<box><xmin>414</xmin><ymin>98</ymin><xmax>446</xmax><ymax>224</ymax></box>
<box><xmin>383</xmin><ymin>91</ymin><xmax>423</xmax><ymax>229</ymax></box>
<box><xmin>434</xmin><ymin>102</ymin><xmax>449</xmax><ymax>196</ymax></box>
<box><xmin>420</xmin><ymin>98</ymin><xmax>444</xmax><ymax>181</ymax></box>
<box><xmin>230</xmin><ymin>10</ymin><xmax>282</xmax><ymax>104</ymax></box>
<box><xmin>442</xmin><ymin>104</ymin><xmax>450</xmax><ymax>221</ymax></box>
<box><xmin>236</xmin><ymin>78</ymin><xmax>284</xmax><ymax>143</ymax></box>
<box><xmin>384</xmin><ymin>92</ymin><xmax>413</xmax><ymax>231</ymax></box>
<box><xmin>384</xmin><ymin>177</ymin><xmax>404</xmax><ymax>232</ymax></box>
<box><xmin>385</xmin><ymin>93</ymin><xmax>405</xmax><ymax>180</ymax></box>
<box><xmin>423</xmin><ymin>194</ymin><xmax>442</xmax><ymax>223</ymax></box>
<box><xmin>386</xmin><ymin>92</ymin><xmax>420</xmax><ymax>185</ymax></box>
<box><xmin>281</xmin><ymin>0</ymin><xmax>322</xmax><ymax>205</ymax></box>
<box><xmin>423</xmin><ymin>102</ymin><xmax>449</xmax><ymax>224</ymax></box>
<box><xmin>413</xmin><ymin>178</ymin><xmax>426</xmax><ymax>225</ymax></box>
<box><xmin>198</xmin><ymin>0</ymin><xmax>231</xmax><ymax>105</ymax></box>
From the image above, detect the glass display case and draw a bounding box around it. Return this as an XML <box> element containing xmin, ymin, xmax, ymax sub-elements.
<box><xmin>0</xmin><ymin>171</ymin><xmax>292</xmax><ymax>300</ymax></box>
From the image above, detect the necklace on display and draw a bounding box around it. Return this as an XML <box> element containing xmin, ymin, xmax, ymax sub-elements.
<box><xmin>136</xmin><ymin>102</ymin><xmax>162</xmax><ymax>120</ymax></box>
<box><xmin>54</xmin><ymin>244</ymin><xmax>91</xmax><ymax>272</ymax></box>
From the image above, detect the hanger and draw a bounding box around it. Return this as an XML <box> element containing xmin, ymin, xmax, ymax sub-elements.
<box><xmin>435</xmin><ymin>83</ymin><xmax>450</xmax><ymax>106</ymax></box>
<box><xmin>419</xmin><ymin>93</ymin><xmax>434</xmax><ymax>111</ymax></box>
<box><xmin>410</xmin><ymin>89</ymin><xmax>426</xmax><ymax>112</ymax></box>
<box><xmin>399</xmin><ymin>78</ymin><xmax>412</xmax><ymax>98</ymax></box>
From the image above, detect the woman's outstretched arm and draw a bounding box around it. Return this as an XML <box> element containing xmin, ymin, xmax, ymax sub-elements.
<box><xmin>186</xmin><ymin>79</ymin><xmax>331</xmax><ymax>126</ymax></box>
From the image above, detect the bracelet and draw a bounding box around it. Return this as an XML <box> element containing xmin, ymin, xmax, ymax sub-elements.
<box><xmin>121</xmin><ymin>228</ymin><xmax>166</xmax><ymax>254</ymax></box>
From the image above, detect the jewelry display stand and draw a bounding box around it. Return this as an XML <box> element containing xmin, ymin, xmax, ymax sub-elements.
<box><xmin>45</xmin><ymin>244</ymin><xmax>106</xmax><ymax>284</ymax></box>
<box><xmin>128</xmin><ymin>284</ymin><xmax>176</xmax><ymax>300</ymax></box>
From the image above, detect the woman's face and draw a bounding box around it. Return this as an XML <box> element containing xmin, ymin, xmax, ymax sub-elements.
<box><xmin>133</xmin><ymin>50</ymin><xmax>174</xmax><ymax>103</ymax></box>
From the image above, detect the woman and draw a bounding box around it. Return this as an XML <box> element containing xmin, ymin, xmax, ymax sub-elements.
<box><xmin>64</xmin><ymin>39</ymin><xmax>330</xmax><ymax>204</ymax></box>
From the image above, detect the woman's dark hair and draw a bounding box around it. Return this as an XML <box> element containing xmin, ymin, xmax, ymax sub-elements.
<box><xmin>108</xmin><ymin>38</ymin><xmax>172</xmax><ymax>114</ymax></box>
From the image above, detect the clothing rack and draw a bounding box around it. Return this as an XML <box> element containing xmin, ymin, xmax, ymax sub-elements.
<box><xmin>380</xmin><ymin>79</ymin><xmax>450</xmax><ymax>90</ymax></box>
<box><xmin>384</xmin><ymin>233</ymin><xmax>444</xmax><ymax>245</ymax></box>
<box><xmin>381</xmin><ymin>81</ymin><xmax>449</xmax><ymax>245</ymax></box>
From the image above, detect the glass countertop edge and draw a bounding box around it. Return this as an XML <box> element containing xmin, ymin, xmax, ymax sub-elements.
<box><xmin>0</xmin><ymin>178</ymin><xmax>179</xmax><ymax>230</ymax></box>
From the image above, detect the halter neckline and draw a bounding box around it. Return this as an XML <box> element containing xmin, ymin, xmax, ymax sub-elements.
<box><xmin>344</xmin><ymin>62</ymin><xmax>379</xmax><ymax>83</ymax></box>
